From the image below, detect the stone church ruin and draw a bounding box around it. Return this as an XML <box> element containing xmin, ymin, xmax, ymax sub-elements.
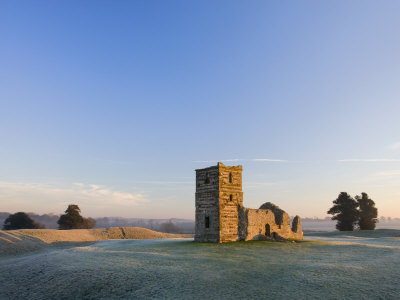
<box><xmin>195</xmin><ymin>163</ymin><xmax>303</xmax><ymax>243</ymax></box>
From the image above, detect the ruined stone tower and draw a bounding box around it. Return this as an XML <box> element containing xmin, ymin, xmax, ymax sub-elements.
<box><xmin>195</xmin><ymin>162</ymin><xmax>243</xmax><ymax>243</ymax></box>
<box><xmin>195</xmin><ymin>162</ymin><xmax>303</xmax><ymax>243</ymax></box>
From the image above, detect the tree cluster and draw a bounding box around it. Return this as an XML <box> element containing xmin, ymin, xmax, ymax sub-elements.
<box><xmin>328</xmin><ymin>192</ymin><xmax>378</xmax><ymax>231</ymax></box>
<box><xmin>2</xmin><ymin>205</ymin><xmax>96</xmax><ymax>231</ymax></box>
<box><xmin>57</xmin><ymin>204</ymin><xmax>96</xmax><ymax>230</ymax></box>
<box><xmin>158</xmin><ymin>220</ymin><xmax>183</xmax><ymax>233</ymax></box>
<box><xmin>2</xmin><ymin>212</ymin><xmax>44</xmax><ymax>230</ymax></box>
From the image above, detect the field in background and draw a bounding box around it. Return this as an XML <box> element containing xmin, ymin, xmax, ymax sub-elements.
<box><xmin>302</xmin><ymin>219</ymin><xmax>400</xmax><ymax>231</ymax></box>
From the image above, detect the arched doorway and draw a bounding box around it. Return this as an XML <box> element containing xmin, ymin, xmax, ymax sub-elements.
<box><xmin>265</xmin><ymin>224</ymin><xmax>271</xmax><ymax>237</ymax></box>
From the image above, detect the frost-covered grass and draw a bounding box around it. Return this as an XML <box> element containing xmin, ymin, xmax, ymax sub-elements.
<box><xmin>1</xmin><ymin>231</ymin><xmax>400</xmax><ymax>299</ymax></box>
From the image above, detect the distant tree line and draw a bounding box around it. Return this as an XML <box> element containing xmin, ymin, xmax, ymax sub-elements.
<box><xmin>1</xmin><ymin>204</ymin><xmax>192</xmax><ymax>233</ymax></box>
<box><xmin>2</xmin><ymin>212</ymin><xmax>44</xmax><ymax>230</ymax></box>
<box><xmin>95</xmin><ymin>217</ymin><xmax>192</xmax><ymax>233</ymax></box>
<box><xmin>157</xmin><ymin>220</ymin><xmax>183</xmax><ymax>233</ymax></box>
<box><xmin>2</xmin><ymin>204</ymin><xmax>96</xmax><ymax>230</ymax></box>
<box><xmin>0</xmin><ymin>212</ymin><xmax>59</xmax><ymax>229</ymax></box>
<box><xmin>328</xmin><ymin>192</ymin><xmax>378</xmax><ymax>231</ymax></box>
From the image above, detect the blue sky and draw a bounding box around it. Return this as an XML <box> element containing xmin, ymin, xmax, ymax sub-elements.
<box><xmin>1</xmin><ymin>1</ymin><xmax>400</xmax><ymax>219</ymax></box>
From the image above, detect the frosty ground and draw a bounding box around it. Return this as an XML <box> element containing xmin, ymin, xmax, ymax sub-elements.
<box><xmin>1</xmin><ymin>230</ymin><xmax>399</xmax><ymax>299</ymax></box>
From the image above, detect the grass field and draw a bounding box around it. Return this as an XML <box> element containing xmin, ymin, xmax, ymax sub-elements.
<box><xmin>1</xmin><ymin>229</ymin><xmax>399</xmax><ymax>299</ymax></box>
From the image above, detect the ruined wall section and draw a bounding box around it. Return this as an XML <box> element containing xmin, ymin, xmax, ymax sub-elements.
<box><xmin>259</xmin><ymin>202</ymin><xmax>288</xmax><ymax>226</ymax></box>
<box><xmin>219</xmin><ymin>163</ymin><xmax>243</xmax><ymax>242</ymax></box>
<box><xmin>239</xmin><ymin>206</ymin><xmax>303</xmax><ymax>240</ymax></box>
<box><xmin>239</xmin><ymin>207</ymin><xmax>275</xmax><ymax>240</ymax></box>
<box><xmin>291</xmin><ymin>216</ymin><xmax>302</xmax><ymax>234</ymax></box>
<box><xmin>194</xmin><ymin>165</ymin><xmax>220</xmax><ymax>242</ymax></box>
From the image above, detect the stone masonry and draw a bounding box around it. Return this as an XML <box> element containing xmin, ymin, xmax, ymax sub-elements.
<box><xmin>194</xmin><ymin>163</ymin><xmax>303</xmax><ymax>243</ymax></box>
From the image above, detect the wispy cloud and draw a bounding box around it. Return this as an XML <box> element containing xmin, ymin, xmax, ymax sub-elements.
<box><xmin>338</xmin><ymin>159</ymin><xmax>400</xmax><ymax>162</ymax></box>
<box><xmin>252</xmin><ymin>158</ymin><xmax>287</xmax><ymax>162</ymax></box>
<box><xmin>375</xmin><ymin>170</ymin><xmax>400</xmax><ymax>177</ymax></box>
<box><xmin>129</xmin><ymin>180</ymin><xmax>193</xmax><ymax>185</ymax></box>
<box><xmin>0</xmin><ymin>181</ymin><xmax>146</xmax><ymax>209</ymax></box>
<box><xmin>193</xmin><ymin>158</ymin><xmax>287</xmax><ymax>163</ymax></box>
<box><xmin>388</xmin><ymin>141</ymin><xmax>400</xmax><ymax>151</ymax></box>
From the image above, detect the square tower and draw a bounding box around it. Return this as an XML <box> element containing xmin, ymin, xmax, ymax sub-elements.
<box><xmin>195</xmin><ymin>162</ymin><xmax>243</xmax><ymax>243</ymax></box>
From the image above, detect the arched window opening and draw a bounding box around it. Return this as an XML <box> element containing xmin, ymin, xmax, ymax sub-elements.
<box><xmin>265</xmin><ymin>224</ymin><xmax>271</xmax><ymax>237</ymax></box>
<box><xmin>229</xmin><ymin>172</ymin><xmax>232</xmax><ymax>183</ymax></box>
<box><xmin>205</xmin><ymin>172</ymin><xmax>210</xmax><ymax>184</ymax></box>
<box><xmin>229</xmin><ymin>194</ymin><xmax>233</xmax><ymax>202</ymax></box>
<box><xmin>205</xmin><ymin>216</ymin><xmax>210</xmax><ymax>228</ymax></box>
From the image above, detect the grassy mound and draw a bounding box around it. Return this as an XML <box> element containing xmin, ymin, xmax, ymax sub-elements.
<box><xmin>0</xmin><ymin>227</ymin><xmax>190</xmax><ymax>255</ymax></box>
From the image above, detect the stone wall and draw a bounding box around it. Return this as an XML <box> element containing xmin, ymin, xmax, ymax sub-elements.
<box><xmin>194</xmin><ymin>165</ymin><xmax>220</xmax><ymax>242</ymax></box>
<box><xmin>218</xmin><ymin>164</ymin><xmax>243</xmax><ymax>242</ymax></box>
<box><xmin>239</xmin><ymin>205</ymin><xmax>303</xmax><ymax>240</ymax></box>
<box><xmin>195</xmin><ymin>163</ymin><xmax>303</xmax><ymax>243</ymax></box>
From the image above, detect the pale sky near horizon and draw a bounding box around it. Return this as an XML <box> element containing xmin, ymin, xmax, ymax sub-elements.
<box><xmin>1</xmin><ymin>1</ymin><xmax>400</xmax><ymax>219</ymax></box>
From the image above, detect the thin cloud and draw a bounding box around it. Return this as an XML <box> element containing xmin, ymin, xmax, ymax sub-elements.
<box><xmin>388</xmin><ymin>141</ymin><xmax>400</xmax><ymax>151</ymax></box>
<box><xmin>338</xmin><ymin>159</ymin><xmax>400</xmax><ymax>162</ymax></box>
<box><xmin>193</xmin><ymin>158</ymin><xmax>287</xmax><ymax>163</ymax></box>
<box><xmin>193</xmin><ymin>159</ymin><xmax>241</xmax><ymax>163</ymax></box>
<box><xmin>0</xmin><ymin>181</ymin><xmax>146</xmax><ymax>208</ymax></box>
<box><xmin>129</xmin><ymin>180</ymin><xmax>193</xmax><ymax>185</ymax></box>
<box><xmin>252</xmin><ymin>158</ymin><xmax>287</xmax><ymax>162</ymax></box>
<box><xmin>375</xmin><ymin>170</ymin><xmax>400</xmax><ymax>177</ymax></box>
